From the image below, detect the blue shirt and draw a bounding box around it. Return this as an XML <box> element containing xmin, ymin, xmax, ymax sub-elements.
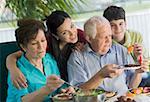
<box><xmin>7</xmin><ymin>53</ymin><xmax>60</xmax><ymax>102</ymax></box>
<box><xmin>67</xmin><ymin>43</ymin><xmax>135</xmax><ymax>95</ymax></box>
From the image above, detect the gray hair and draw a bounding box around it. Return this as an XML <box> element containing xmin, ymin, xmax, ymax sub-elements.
<box><xmin>84</xmin><ymin>16</ymin><xmax>110</xmax><ymax>39</ymax></box>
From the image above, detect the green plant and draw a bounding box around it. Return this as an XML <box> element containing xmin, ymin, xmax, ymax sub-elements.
<box><xmin>5</xmin><ymin>0</ymin><xmax>86</xmax><ymax>20</ymax></box>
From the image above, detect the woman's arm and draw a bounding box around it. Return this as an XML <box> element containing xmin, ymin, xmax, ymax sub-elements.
<box><xmin>22</xmin><ymin>75</ymin><xmax>65</xmax><ymax>102</ymax></box>
<box><xmin>22</xmin><ymin>86</ymin><xmax>50</xmax><ymax>102</ymax></box>
<box><xmin>6</xmin><ymin>50</ymin><xmax>27</xmax><ymax>89</ymax></box>
<box><xmin>6</xmin><ymin>50</ymin><xmax>22</xmax><ymax>71</ymax></box>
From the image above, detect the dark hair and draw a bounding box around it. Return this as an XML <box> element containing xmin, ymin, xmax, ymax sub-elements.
<box><xmin>45</xmin><ymin>10</ymin><xmax>70</xmax><ymax>35</ymax></box>
<box><xmin>15</xmin><ymin>19</ymin><xmax>46</xmax><ymax>49</ymax></box>
<box><xmin>103</xmin><ymin>5</ymin><xmax>125</xmax><ymax>22</ymax></box>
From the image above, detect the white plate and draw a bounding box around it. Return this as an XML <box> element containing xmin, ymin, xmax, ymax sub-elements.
<box><xmin>119</xmin><ymin>65</ymin><xmax>141</xmax><ymax>70</ymax></box>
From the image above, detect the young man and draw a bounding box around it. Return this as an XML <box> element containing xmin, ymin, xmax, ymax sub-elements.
<box><xmin>103</xmin><ymin>5</ymin><xmax>149</xmax><ymax>86</ymax></box>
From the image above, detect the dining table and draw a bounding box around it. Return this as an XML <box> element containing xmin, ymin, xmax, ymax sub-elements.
<box><xmin>105</xmin><ymin>93</ymin><xmax>150</xmax><ymax>102</ymax></box>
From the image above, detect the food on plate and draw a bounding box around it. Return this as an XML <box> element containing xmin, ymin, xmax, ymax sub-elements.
<box><xmin>52</xmin><ymin>93</ymin><xmax>72</xmax><ymax>101</ymax></box>
<box><xmin>143</xmin><ymin>87</ymin><xmax>150</xmax><ymax>93</ymax></box>
<box><xmin>115</xmin><ymin>87</ymin><xmax>150</xmax><ymax>102</ymax></box>
<box><xmin>131</xmin><ymin>87</ymin><xmax>143</xmax><ymax>94</ymax></box>
<box><xmin>121</xmin><ymin>64</ymin><xmax>140</xmax><ymax>70</ymax></box>
<box><xmin>128</xmin><ymin>87</ymin><xmax>150</xmax><ymax>96</ymax></box>
<box><xmin>116</xmin><ymin>96</ymin><xmax>136</xmax><ymax>102</ymax></box>
<box><xmin>74</xmin><ymin>89</ymin><xmax>106</xmax><ymax>102</ymax></box>
<box><xmin>124</xmin><ymin>64</ymin><xmax>140</xmax><ymax>67</ymax></box>
<box><xmin>75</xmin><ymin>89</ymin><xmax>105</xmax><ymax>96</ymax></box>
<box><xmin>141</xmin><ymin>87</ymin><xmax>150</xmax><ymax>96</ymax></box>
<box><xmin>126</xmin><ymin>92</ymin><xmax>136</xmax><ymax>98</ymax></box>
<box><xmin>105</xmin><ymin>92</ymin><xmax>116</xmax><ymax>98</ymax></box>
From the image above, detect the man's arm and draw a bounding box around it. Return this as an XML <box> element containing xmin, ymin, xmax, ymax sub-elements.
<box><xmin>21</xmin><ymin>86</ymin><xmax>50</xmax><ymax>102</ymax></box>
<box><xmin>8</xmin><ymin>75</ymin><xmax>65</xmax><ymax>102</ymax></box>
<box><xmin>67</xmin><ymin>51</ymin><xmax>123</xmax><ymax>90</ymax></box>
<box><xmin>67</xmin><ymin>51</ymin><xmax>102</xmax><ymax>89</ymax></box>
<box><xmin>129</xmin><ymin>60</ymin><xmax>149</xmax><ymax>88</ymax></box>
<box><xmin>79</xmin><ymin>70</ymin><xmax>104</xmax><ymax>89</ymax></box>
<box><xmin>129</xmin><ymin>72</ymin><xmax>142</xmax><ymax>88</ymax></box>
<box><xmin>126</xmin><ymin>52</ymin><xmax>148</xmax><ymax>88</ymax></box>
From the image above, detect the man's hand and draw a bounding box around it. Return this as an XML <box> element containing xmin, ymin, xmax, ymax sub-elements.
<box><xmin>133</xmin><ymin>43</ymin><xmax>143</xmax><ymax>59</ymax></box>
<box><xmin>136</xmin><ymin>59</ymin><xmax>149</xmax><ymax>73</ymax></box>
<box><xmin>99</xmin><ymin>64</ymin><xmax>124</xmax><ymax>78</ymax></box>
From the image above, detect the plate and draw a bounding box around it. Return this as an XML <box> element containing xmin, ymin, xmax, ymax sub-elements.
<box><xmin>128</xmin><ymin>87</ymin><xmax>150</xmax><ymax>96</ymax></box>
<box><xmin>119</xmin><ymin>64</ymin><xmax>140</xmax><ymax>70</ymax></box>
<box><xmin>52</xmin><ymin>93</ymin><xmax>73</xmax><ymax>102</ymax></box>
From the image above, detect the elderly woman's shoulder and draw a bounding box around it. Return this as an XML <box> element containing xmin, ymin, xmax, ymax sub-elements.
<box><xmin>44</xmin><ymin>53</ymin><xmax>56</xmax><ymax>60</ymax></box>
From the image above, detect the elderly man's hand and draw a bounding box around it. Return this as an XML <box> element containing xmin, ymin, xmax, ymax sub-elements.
<box><xmin>99</xmin><ymin>64</ymin><xmax>124</xmax><ymax>78</ymax></box>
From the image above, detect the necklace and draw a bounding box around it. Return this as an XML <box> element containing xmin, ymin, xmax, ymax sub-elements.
<box><xmin>29</xmin><ymin>59</ymin><xmax>44</xmax><ymax>73</ymax></box>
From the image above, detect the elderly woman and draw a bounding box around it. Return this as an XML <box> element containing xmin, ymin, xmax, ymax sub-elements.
<box><xmin>6</xmin><ymin>19</ymin><xmax>74</xmax><ymax>102</ymax></box>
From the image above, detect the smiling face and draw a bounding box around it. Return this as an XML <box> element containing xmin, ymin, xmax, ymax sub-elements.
<box><xmin>56</xmin><ymin>18</ymin><xmax>78</xmax><ymax>44</ymax></box>
<box><xmin>22</xmin><ymin>29</ymin><xmax>47</xmax><ymax>59</ymax></box>
<box><xmin>110</xmin><ymin>19</ymin><xmax>126</xmax><ymax>43</ymax></box>
<box><xmin>90</xmin><ymin>23</ymin><xmax>112</xmax><ymax>55</ymax></box>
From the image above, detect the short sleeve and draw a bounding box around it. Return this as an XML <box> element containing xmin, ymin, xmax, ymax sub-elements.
<box><xmin>67</xmin><ymin>50</ymin><xmax>89</xmax><ymax>86</ymax></box>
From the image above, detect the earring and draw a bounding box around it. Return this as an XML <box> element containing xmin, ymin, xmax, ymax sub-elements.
<box><xmin>52</xmin><ymin>33</ymin><xmax>59</xmax><ymax>40</ymax></box>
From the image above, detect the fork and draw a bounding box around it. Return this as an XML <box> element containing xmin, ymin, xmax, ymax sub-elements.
<box><xmin>61</xmin><ymin>79</ymin><xmax>81</xmax><ymax>92</ymax></box>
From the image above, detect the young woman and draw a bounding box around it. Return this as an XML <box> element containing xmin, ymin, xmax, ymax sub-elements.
<box><xmin>6</xmin><ymin>10</ymin><xmax>87</xmax><ymax>89</ymax></box>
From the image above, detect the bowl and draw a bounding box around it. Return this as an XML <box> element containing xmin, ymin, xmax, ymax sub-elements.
<box><xmin>73</xmin><ymin>89</ymin><xmax>106</xmax><ymax>102</ymax></box>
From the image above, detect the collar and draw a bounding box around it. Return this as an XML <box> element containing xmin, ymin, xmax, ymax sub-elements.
<box><xmin>112</xmin><ymin>30</ymin><xmax>131</xmax><ymax>47</ymax></box>
<box><xmin>19</xmin><ymin>53</ymin><xmax>47</xmax><ymax>73</ymax></box>
<box><xmin>123</xmin><ymin>30</ymin><xmax>131</xmax><ymax>47</ymax></box>
<box><xmin>84</xmin><ymin>43</ymin><xmax>116</xmax><ymax>56</ymax></box>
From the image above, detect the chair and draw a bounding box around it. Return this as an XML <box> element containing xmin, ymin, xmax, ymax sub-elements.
<box><xmin>0</xmin><ymin>41</ymin><xmax>19</xmax><ymax>101</ymax></box>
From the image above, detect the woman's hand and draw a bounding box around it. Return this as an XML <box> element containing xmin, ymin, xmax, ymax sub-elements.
<box><xmin>74</xmin><ymin>42</ymin><xmax>85</xmax><ymax>51</ymax></box>
<box><xmin>10</xmin><ymin>68</ymin><xmax>27</xmax><ymax>89</ymax></box>
<box><xmin>45</xmin><ymin>75</ymin><xmax>64</xmax><ymax>93</ymax></box>
<box><xmin>61</xmin><ymin>86</ymin><xmax>75</xmax><ymax>94</ymax></box>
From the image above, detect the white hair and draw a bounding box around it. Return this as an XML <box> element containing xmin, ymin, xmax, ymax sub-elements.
<box><xmin>84</xmin><ymin>16</ymin><xmax>110</xmax><ymax>39</ymax></box>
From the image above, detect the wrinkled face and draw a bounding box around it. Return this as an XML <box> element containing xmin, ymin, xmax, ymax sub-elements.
<box><xmin>23</xmin><ymin>29</ymin><xmax>47</xmax><ymax>59</ymax></box>
<box><xmin>110</xmin><ymin>19</ymin><xmax>126</xmax><ymax>42</ymax></box>
<box><xmin>90</xmin><ymin>23</ymin><xmax>112</xmax><ymax>55</ymax></box>
<box><xmin>57</xmin><ymin>18</ymin><xmax>78</xmax><ymax>44</ymax></box>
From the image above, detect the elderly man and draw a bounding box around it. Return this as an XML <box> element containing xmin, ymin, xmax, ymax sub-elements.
<box><xmin>67</xmin><ymin>16</ymin><xmax>148</xmax><ymax>95</ymax></box>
